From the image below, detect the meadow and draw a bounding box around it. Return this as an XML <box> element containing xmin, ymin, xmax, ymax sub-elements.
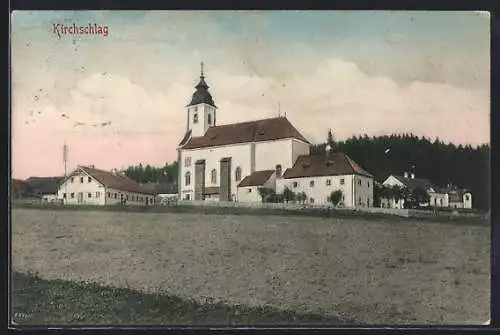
<box><xmin>11</xmin><ymin>208</ymin><xmax>490</xmax><ymax>325</ymax></box>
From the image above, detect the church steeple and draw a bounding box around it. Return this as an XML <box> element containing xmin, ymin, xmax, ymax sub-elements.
<box><xmin>185</xmin><ymin>62</ymin><xmax>217</xmax><ymax>137</ymax></box>
<box><xmin>188</xmin><ymin>62</ymin><xmax>216</xmax><ymax>108</ymax></box>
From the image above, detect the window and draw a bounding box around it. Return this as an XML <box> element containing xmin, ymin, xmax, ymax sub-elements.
<box><xmin>63</xmin><ymin>193</ymin><xmax>67</xmax><ymax>199</ymax></box>
<box><xmin>96</xmin><ymin>192</ymin><xmax>100</xmax><ymax>198</ymax></box>
<box><xmin>310</xmin><ymin>180</ymin><xmax>315</xmax><ymax>187</ymax></box>
<box><xmin>235</xmin><ymin>167</ymin><xmax>242</xmax><ymax>181</ymax></box>
<box><xmin>194</xmin><ymin>106</ymin><xmax>198</xmax><ymax>112</ymax></box>
<box><xmin>211</xmin><ymin>169</ymin><xmax>217</xmax><ymax>184</ymax></box>
<box><xmin>107</xmin><ymin>192</ymin><xmax>111</xmax><ymax>198</ymax></box>
<box><xmin>80</xmin><ymin>177</ymin><xmax>84</xmax><ymax>183</ymax></box>
<box><xmin>114</xmin><ymin>193</ymin><xmax>117</xmax><ymax>199</ymax></box>
<box><xmin>207</xmin><ymin>113</ymin><xmax>212</xmax><ymax>125</ymax></box>
<box><xmin>358</xmin><ymin>180</ymin><xmax>362</xmax><ymax>186</ymax></box>
<box><xmin>71</xmin><ymin>177</ymin><xmax>74</xmax><ymax>183</ymax></box>
<box><xmin>359</xmin><ymin>197</ymin><xmax>362</xmax><ymax>205</ymax></box>
<box><xmin>367</xmin><ymin>198</ymin><xmax>370</xmax><ymax>207</ymax></box>
<box><xmin>293</xmin><ymin>182</ymin><xmax>298</xmax><ymax>188</ymax></box>
<box><xmin>185</xmin><ymin>172</ymin><xmax>191</xmax><ymax>186</ymax></box>
<box><xmin>326</xmin><ymin>179</ymin><xmax>331</xmax><ymax>186</ymax></box>
<box><xmin>340</xmin><ymin>178</ymin><xmax>345</xmax><ymax>185</ymax></box>
<box><xmin>247</xmin><ymin>188</ymin><xmax>252</xmax><ymax>193</ymax></box>
<box><xmin>465</xmin><ymin>195</ymin><xmax>470</xmax><ymax>201</ymax></box>
<box><xmin>184</xmin><ymin>157</ymin><xmax>191</xmax><ymax>167</ymax></box>
<box><xmin>367</xmin><ymin>181</ymin><xmax>370</xmax><ymax>188</ymax></box>
<box><xmin>276</xmin><ymin>165</ymin><xmax>282</xmax><ymax>178</ymax></box>
<box><xmin>88</xmin><ymin>193</ymin><xmax>92</xmax><ymax>198</ymax></box>
<box><xmin>193</xmin><ymin>113</ymin><xmax>199</xmax><ymax>124</ymax></box>
<box><xmin>88</xmin><ymin>177</ymin><xmax>92</xmax><ymax>183</ymax></box>
<box><xmin>310</xmin><ymin>198</ymin><xmax>315</xmax><ymax>204</ymax></box>
<box><xmin>70</xmin><ymin>193</ymin><xmax>75</xmax><ymax>198</ymax></box>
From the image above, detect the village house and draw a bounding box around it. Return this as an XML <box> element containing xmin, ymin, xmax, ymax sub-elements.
<box><xmin>25</xmin><ymin>176</ymin><xmax>63</xmax><ymax>202</ymax></box>
<box><xmin>177</xmin><ymin>64</ymin><xmax>374</xmax><ymax>208</ymax></box>
<box><xmin>57</xmin><ymin>165</ymin><xmax>156</xmax><ymax>206</ymax></box>
<box><xmin>380</xmin><ymin>173</ymin><xmax>472</xmax><ymax>209</ymax></box>
<box><xmin>277</xmin><ymin>149</ymin><xmax>374</xmax><ymax>207</ymax></box>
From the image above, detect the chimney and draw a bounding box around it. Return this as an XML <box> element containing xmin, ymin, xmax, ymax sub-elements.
<box><xmin>410</xmin><ymin>173</ymin><xmax>415</xmax><ymax>179</ymax></box>
<box><xmin>325</xmin><ymin>144</ymin><xmax>332</xmax><ymax>156</ymax></box>
<box><xmin>404</xmin><ymin>172</ymin><xmax>409</xmax><ymax>178</ymax></box>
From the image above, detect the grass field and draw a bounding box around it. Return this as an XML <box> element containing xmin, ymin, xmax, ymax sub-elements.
<box><xmin>12</xmin><ymin>271</ymin><xmax>351</xmax><ymax>325</ymax></box>
<box><xmin>11</xmin><ymin>208</ymin><xmax>490</xmax><ymax>325</ymax></box>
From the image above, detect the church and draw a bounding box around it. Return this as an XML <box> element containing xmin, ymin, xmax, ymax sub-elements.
<box><xmin>177</xmin><ymin>64</ymin><xmax>374</xmax><ymax>208</ymax></box>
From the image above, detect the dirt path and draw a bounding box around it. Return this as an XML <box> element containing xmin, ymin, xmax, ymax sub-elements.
<box><xmin>11</xmin><ymin>209</ymin><xmax>490</xmax><ymax>324</ymax></box>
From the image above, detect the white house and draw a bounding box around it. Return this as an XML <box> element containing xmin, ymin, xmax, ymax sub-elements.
<box><xmin>236</xmin><ymin>170</ymin><xmax>276</xmax><ymax>203</ymax></box>
<box><xmin>276</xmin><ymin>151</ymin><xmax>374</xmax><ymax>207</ymax></box>
<box><xmin>381</xmin><ymin>173</ymin><xmax>472</xmax><ymax>209</ymax></box>
<box><xmin>177</xmin><ymin>64</ymin><xmax>310</xmax><ymax>202</ymax></box>
<box><xmin>57</xmin><ymin>165</ymin><xmax>156</xmax><ymax>206</ymax></box>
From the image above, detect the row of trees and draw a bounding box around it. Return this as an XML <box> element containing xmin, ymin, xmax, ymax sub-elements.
<box><xmin>312</xmin><ymin>131</ymin><xmax>490</xmax><ymax>210</ymax></box>
<box><xmin>123</xmin><ymin>162</ymin><xmax>178</xmax><ymax>184</ymax></box>
<box><xmin>258</xmin><ymin>187</ymin><xmax>344</xmax><ymax>206</ymax></box>
<box><xmin>373</xmin><ymin>184</ymin><xmax>430</xmax><ymax>209</ymax></box>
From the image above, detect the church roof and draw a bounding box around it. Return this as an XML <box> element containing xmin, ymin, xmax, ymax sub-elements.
<box><xmin>282</xmin><ymin>153</ymin><xmax>373</xmax><ymax>179</ymax></box>
<box><xmin>181</xmin><ymin>116</ymin><xmax>310</xmax><ymax>150</ymax></box>
<box><xmin>238</xmin><ymin>170</ymin><xmax>275</xmax><ymax>187</ymax></box>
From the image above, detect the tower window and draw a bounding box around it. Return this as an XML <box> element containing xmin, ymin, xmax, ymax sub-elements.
<box><xmin>193</xmin><ymin>113</ymin><xmax>199</xmax><ymax>124</ymax></box>
<box><xmin>211</xmin><ymin>169</ymin><xmax>217</xmax><ymax>184</ymax></box>
<box><xmin>276</xmin><ymin>165</ymin><xmax>282</xmax><ymax>178</ymax></box>
<box><xmin>207</xmin><ymin>113</ymin><xmax>212</xmax><ymax>125</ymax></box>
<box><xmin>235</xmin><ymin>167</ymin><xmax>242</xmax><ymax>181</ymax></box>
<box><xmin>194</xmin><ymin>106</ymin><xmax>198</xmax><ymax>112</ymax></box>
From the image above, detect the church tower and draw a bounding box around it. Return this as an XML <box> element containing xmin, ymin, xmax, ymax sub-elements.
<box><xmin>186</xmin><ymin>62</ymin><xmax>217</xmax><ymax>137</ymax></box>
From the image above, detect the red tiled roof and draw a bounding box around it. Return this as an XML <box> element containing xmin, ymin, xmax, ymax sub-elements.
<box><xmin>66</xmin><ymin>166</ymin><xmax>156</xmax><ymax>195</ymax></box>
<box><xmin>181</xmin><ymin>117</ymin><xmax>310</xmax><ymax>149</ymax></box>
<box><xmin>238</xmin><ymin>170</ymin><xmax>275</xmax><ymax>187</ymax></box>
<box><xmin>282</xmin><ymin>153</ymin><xmax>373</xmax><ymax>179</ymax></box>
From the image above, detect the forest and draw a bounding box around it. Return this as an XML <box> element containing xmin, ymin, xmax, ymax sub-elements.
<box><xmin>123</xmin><ymin>131</ymin><xmax>490</xmax><ymax>210</ymax></box>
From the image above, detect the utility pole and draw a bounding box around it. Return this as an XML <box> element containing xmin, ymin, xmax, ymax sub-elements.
<box><xmin>63</xmin><ymin>141</ymin><xmax>68</xmax><ymax>205</ymax></box>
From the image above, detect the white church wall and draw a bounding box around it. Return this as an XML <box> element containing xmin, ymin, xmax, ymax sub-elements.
<box><xmin>291</xmin><ymin>139</ymin><xmax>310</xmax><ymax>164</ymax></box>
<box><xmin>254</xmin><ymin>139</ymin><xmax>294</xmax><ymax>172</ymax></box>
<box><xmin>180</xmin><ymin>143</ymin><xmax>252</xmax><ymax>201</ymax></box>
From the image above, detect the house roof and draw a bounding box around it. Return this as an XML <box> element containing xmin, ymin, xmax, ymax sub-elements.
<box><xmin>141</xmin><ymin>182</ymin><xmax>178</xmax><ymax>194</ymax></box>
<box><xmin>282</xmin><ymin>153</ymin><xmax>373</xmax><ymax>179</ymax></box>
<box><xmin>25</xmin><ymin>176</ymin><xmax>63</xmax><ymax>194</ymax></box>
<box><xmin>181</xmin><ymin>116</ymin><xmax>310</xmax><ymax>150</ymax></box>
<box><xmin>67</xmin><ymin>166</ymin><xmax>156</xmax><ymax>195</ymax></box>
<box><xmin>238</xmin><ymin>170</ymin><xmax>275</xmax><ymax>187</ymax></box>
<box><xmin>392</xmin><ymin>175</ymin><xmax>433</xmax><ymax>191</ymax></box>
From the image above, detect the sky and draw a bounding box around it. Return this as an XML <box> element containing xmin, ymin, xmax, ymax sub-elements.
<box><xmin>11</xmin><ymin>10</ymin><xmax>490</xmax><ymax>179</ymax></box>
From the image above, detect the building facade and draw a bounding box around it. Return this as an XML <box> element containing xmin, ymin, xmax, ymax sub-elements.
<box><xmin>57</xmin><ymin>166</ymin><xmax>156</xmax><ymax>205</ymax></box>
<box><xmin>177</xmin><ymin>65</ymin><xmax>374</xmax><ymax>208</ymax></box>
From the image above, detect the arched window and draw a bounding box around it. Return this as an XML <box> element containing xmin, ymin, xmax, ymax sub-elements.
<box><xmin>193</xmin><ymin>113</ymin><xmax>199</xmax><ymax>124</ymax></box>
<box><xmin>235</xmin><ymin>167</ymin><xmax>242</xmax><ymax>181</ymax></box>
<box><xmin>211</xmin><ymin>169</ymin><xmax>217</xmax><ymax>184</ymax></box>
<box><xmin>276</xmin><ymin>164</ymin><xmax>282</xmax><ymax>178</ymax></box>
<box><xmin>207</xmin><ymin>113</ymin><xmax>212</xmax><ymax>125</ymax></box>
<box><xmin>185</xmin><ymin>172</ymin><xmax>191</xmax><ymax>186</ymax></box>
